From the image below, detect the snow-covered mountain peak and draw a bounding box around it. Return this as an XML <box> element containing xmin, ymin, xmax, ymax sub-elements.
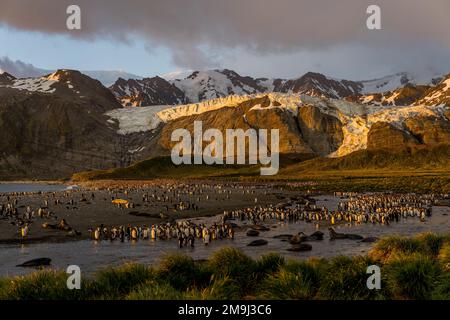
<box><xmin>170</xmin><ymin>69</ymin><xmax>265</xmax><ymax>103</ymax></box>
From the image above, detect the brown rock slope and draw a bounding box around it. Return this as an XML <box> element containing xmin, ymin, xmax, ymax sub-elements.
<box><xmin>297</xmin><ymin>105</ymin><xmax>344</xmax><ymax>156</ymax></box>
<box><xmin>0</xmin><ymin>70</ymin><xmax>148</xmax><ymax>180</ymax></box>
<box><xmin>153</xmin><ymin>96</ymin><xmax>314</xmax><ymax>157</ymax></box>
<box><xmin>405</xmin><ymin>117</ymin><xmax>450</xmax><ymax>146</ymax></box>
<box><xmin>367</xmin><ymin>122</ymin><xmax>419</xmax><ymax>152</ymax></box>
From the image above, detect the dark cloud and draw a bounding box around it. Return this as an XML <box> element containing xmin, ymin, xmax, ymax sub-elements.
<box><xmin>1</xmin><ymin>0</ymin><xmax>450</xmax><ymax>75</ymax></box>
<box><xmin>0</xmin><ymin>56</ymin><xmax>48</xmax><ymax>77</ymax></box>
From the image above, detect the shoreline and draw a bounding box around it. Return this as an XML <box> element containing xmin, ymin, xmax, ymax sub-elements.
<box><xmin>0</xmin><ymin>180</ymin><xmax>68</xmax><ymax>185</ymax></box>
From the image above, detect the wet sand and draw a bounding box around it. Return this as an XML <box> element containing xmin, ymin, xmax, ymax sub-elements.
<box><xmin>0</xmin><ymin>180</ymin><xmax>300</xmax><ymax>243</ymax></box>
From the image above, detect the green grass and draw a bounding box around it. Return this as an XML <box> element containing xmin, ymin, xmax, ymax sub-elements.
<box><xmin>0</xmin><ymin>233</ymin><xmax>448</xmax><ymax>300</ymax></box>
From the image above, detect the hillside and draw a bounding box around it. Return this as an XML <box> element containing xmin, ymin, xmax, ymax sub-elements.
<box><xmin>0</xmin><ymin>70</ymin><xmax>153</xmax><ymax>179</ymax></box>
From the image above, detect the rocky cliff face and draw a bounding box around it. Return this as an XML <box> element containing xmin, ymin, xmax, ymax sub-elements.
<box><xmin>154</xmin><ymin>96</ymin><xmax>313</xmax><ymax>157</ymax></box>
<box><xmin>367</xmin><ymin>122</ymin><xmax>419</xmax><ymax>151</ymax></box>
<box><xmin>405</xmin><ymin>117</ymin><xmax>450</xmax><ymax>146</ymax></box>
<box><xmin>297</xmin><ymin>105</ymin><xmax>344</xmax><ymax>156</ymax></box>
<box><xmin>415</xmin><ymin>75</ymin><xmax>450</xmax><ymax>106</ymax></box>
<box><xmin>0</xmin><ymin>72</ymin><xmax>15</xmax><ymax>85</ymax></box>
<box><xmin>445</xmin><ymin>109</ymin><xmax>450</xmax><ymax>121</ymax></box>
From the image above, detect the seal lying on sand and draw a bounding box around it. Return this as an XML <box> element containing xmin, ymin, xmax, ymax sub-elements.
<box><xmin>328</xmin><ymin>227</ymin><xmax>364</xmax><ymax>240</ymax></box>
<box><xmin>42</xmin><ymin>220</ymin><xmax>81</xmax><ymax>236</ymax></box>
<box><xmin>247</xmin><ymin>239</ymin><xmax>268</xmax><ymax>246</ymax></box>
<box><xmin>303</xmin><ymin>231</ymin><xmax>324</xmax><ymax>241</ymax></box>
<box><xmin>16</xmin><ymin>258</ymin><xmax>51</xmax><ymax>267</ymax></box>
<box><xmin>290</xmin><ymin>231</ymin><xmax>325</xmax><ymax>244</ymax></box>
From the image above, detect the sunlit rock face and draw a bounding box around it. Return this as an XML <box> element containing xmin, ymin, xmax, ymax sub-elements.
<box><xmin>297</xmin><ymin>105</ymin><xmax>344</xmax><ymax>156</ymax></box>
<box><xmin>367</xmin><ymin>122</ymin><xmax>419</xmax><ymax>151</ymax></box>
<box><xmin>405</xmin><ymin>117</ymin><xmax>450</xmax><ymax>146</ymax></box>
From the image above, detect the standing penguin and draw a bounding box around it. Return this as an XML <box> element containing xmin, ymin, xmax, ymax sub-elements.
<box><xmin>21</xmin><ymin>224</ymin><xmax>29</xmax><ymax>238</ymax></box>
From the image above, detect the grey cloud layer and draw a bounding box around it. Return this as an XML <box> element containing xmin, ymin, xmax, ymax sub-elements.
<box><xmin>1</xmin><ymin>0</ymin><xmax>450</xmax><ymax>73</ymax></box>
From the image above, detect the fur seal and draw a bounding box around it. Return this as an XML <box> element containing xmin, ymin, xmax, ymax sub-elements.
<box><xmin>251</xmin><ymin>225</ymin><xmax>270</xmax><ymax>231</ymax></box>
<box><xmin>328</xmin><ymin>227</ymin><xmax>364</xmax><ymax>240</ymax></box>
<box><xmin>308</xmin><ymin>231</ymin><xmax>324</xmax><ymax>241</ymax></box>
<box><xmin>16</xmin><ymin>258</ymin><xmax>51</xmax><ymax>267</ymax></box>
<box><xmin>246</xmin><ymin>229</ymin><xmax>260</xmax><ymax>237</ymax></box>
<box><xmin>289</xmin><ymin>234</ymin><xmax>305</xmax><ymax>245</ymax></box>
<box><xmin>247</xmin><ymin>239</ymin><xmax>268</xmax><ymax>246</ymax></box>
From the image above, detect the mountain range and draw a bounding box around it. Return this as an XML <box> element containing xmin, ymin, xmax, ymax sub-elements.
<box><xmin>110</xmin><ymin>69</ymin><xmax>445</xmax><ymax>107</ymax></box>
<box><xmin>0</xmin><ymin>67</ymin><xmax>449</xmax><ymax>180</ymax></box>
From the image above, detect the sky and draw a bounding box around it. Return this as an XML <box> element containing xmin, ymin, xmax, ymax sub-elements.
<box><xmin>1</xmin><ymin>0</ymin><xmax>450</xmax><ymax>80</ymax></box>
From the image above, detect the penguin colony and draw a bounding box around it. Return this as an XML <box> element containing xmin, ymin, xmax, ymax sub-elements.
<box><xmin>1</xmin><ymin>184</ymin><xmax>446</xmax><ymax>248</ymax></box>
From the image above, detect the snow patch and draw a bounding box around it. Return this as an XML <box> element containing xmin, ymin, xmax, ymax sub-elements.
<box><xmin>9</xmin><ymin>77</ymin><xmax>57</xmax><ymax>93</ymax></box>
<box><xmin>105</xmin><ymin>105</ymin><xmax>171</xmax><ymax>134</ymax></box>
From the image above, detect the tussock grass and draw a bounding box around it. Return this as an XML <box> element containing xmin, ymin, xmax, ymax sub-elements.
<box><xmin>157</xmin><ymin>253</ymin><xmax>211</xmax><ymax>291</ymax></box>
<box><xmin>88</xmin><ymin>263</ymin><xmax>154</xmax><ymax>299</ymax></box>
<box><xmin>384</xmin><ymin>253</ymin><xmax>441</xmax><ymax>300</ymax></box>
<box><xmin>0</xmin><ymin>270</ymin><xmax>87</xmax><ymax>300</ymax></box>
<box><xmin>125</xmin><ymin>280</ymin><xmax>182</xmax><ymax>300</ymax></box>
<box><xmin>257</xmin><ymin>260</ymin><xmax>320</xmax><ymax>300</ymax></box>
<box><xmin>317</xmin><ymin>256</ymin><xmax>385</xmax><ymax>300</ymax></box>
<box><xmin>438</xmin><ymin>242</ymin><xmax>450</xmax><ymax>269</ymax></box>
<box><xmin>208</xmin><ymin>248</ymin><xmax>256</xmax><ymax>287</ymax></box>
<box><xmin>255</xmin><ymin>253</ymin><xmax>285</xmax><ymax>275</ymax></box>
<box><xmin>188</xmin><ymin>276</ymin><xmax>242</xmax><ymax>300</ymax></box>
<box><xmin>369</xmin><ymin>233</ymin><xmax>446</xmax><ymax>263</ymax></box>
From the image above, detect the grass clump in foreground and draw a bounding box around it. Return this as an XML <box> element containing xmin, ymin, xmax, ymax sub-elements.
<box><xmin>0</xmin><ymin>233</ymin><xmax>449</xmax><ymax>300</ymax></box>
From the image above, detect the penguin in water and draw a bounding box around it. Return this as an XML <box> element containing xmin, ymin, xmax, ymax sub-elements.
<box><xmin>178</xmin><ymin>233</ymin><xmax>184</xmax><ymax>248</ymax></box>
<box><xmin>131</xmin><ymin>227</ymin><xmax>138</xmax><ymax>241</ymax></box>
<box><xmin>94</xmin><ymin>227</ymin><xmax>101</xmax><ymax>241</ymax></box>
<box><xmin>21</xmin><ymin>224</ymin><xmax>29</xmax><ymax>238</ymax></box>
<box><xmin>188</xmin><ymin>234</ymin><xmax>195</xmax><ymax>247</ymax></box>
<box><xmin>119</xmin><ymin>227</ymin><xmax>125</xmax><ymax>242</ymax></box>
